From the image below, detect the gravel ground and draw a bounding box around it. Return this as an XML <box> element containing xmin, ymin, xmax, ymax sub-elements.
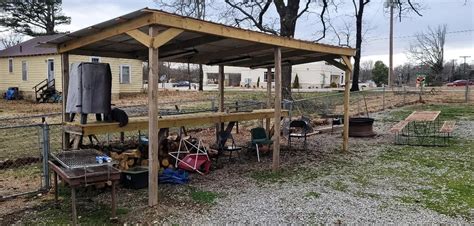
<box><xmin>130</xmin><ymin>108</ymin><xmax>471</xmax><ymax>224</ymax></box>
<box><xmin>2</xmin><ymin>105</ymin><xmax>472</xmax><ymax>224</ymax></box>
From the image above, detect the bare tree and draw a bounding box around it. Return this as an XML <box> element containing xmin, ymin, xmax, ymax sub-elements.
<box><xmin>155</xmin><ymin>0</ymin><xmax>209</xmax><ymax>91</ymax></box>
<box><xmin>338</xmin><ymin>0</ymin><xmax>422</xmax><ymax>91</ymax></box>
<box><xmin>0</xmin><ymin>32</ymin><xmax>23</xmax><ymax>49</ymax></box>
<box><xmin>360</xmin><ymin>60</ymin><xmax>373</xmax><ymax>81</ymax></box>
<box><xmin>223</xmin><ymin>0</ymin><xmax>329</xmax><ymax>99</ymax></box>
<box><xmin>407</xmin><ymin>24</ymin><xmax>447</xmax><ymax>82</ymax></box>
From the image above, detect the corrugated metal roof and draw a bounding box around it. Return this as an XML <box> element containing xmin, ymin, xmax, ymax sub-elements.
<box><xmin>43</xmin><ymin>8</ymin><xmax>354</xmax><ymax>68</ymax></box>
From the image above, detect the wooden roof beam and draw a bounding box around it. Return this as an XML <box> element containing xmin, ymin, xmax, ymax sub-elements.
<box><xmin>58</xmin><ymin>14</ymin><xmax>154</xmax><ymax>53</ymax></box>
<box><xmin>159</xmin><ymin>35</ymin><xmax>225</xmax><ymax>52</ymax></box>
<box><xmin>150</xmin><ymin>10</ymin><xmax>356</xmax><ymax>56</ymax></box>
<box><xmin>191</xmin><ymin>44</ymin><xmax>273</xmax><ymax>64</ymax></box>
<box><xmin>229</xmin><ymin>50</ymin><xmax>319</xmax><ymax>67</ymax></box>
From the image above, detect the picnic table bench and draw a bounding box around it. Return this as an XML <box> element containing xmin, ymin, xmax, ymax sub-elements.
<box><xmin>389</xmin><ymin>111</ymin><xmax>455</xmax><ymax>146</ymax></box>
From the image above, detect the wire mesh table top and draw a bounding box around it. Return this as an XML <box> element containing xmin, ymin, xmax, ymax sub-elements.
<box><xmin>51</xmin><ymin>149</ymin><xmax>116</xmax><ymax>169</ymax></box>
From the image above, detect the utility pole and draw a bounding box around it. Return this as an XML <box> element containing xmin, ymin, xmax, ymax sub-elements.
<box><xmin>460</xmin><ymin>56</ymin><xmax>471</xmax><ymax>76</ymax></box>
<box><xmin>386</xmin><ymin>0</ymin><xmax>397</xmax><ymax>87</ymax></box>
<box><xmin>451</xmin><ymin>59</ymin><xmax>455</xmax><ymax>82</ymax></box>
<box><xmin>460</xmin><ymin>56</ymin><xmax>471</xmax><ymax>103</ymax></box>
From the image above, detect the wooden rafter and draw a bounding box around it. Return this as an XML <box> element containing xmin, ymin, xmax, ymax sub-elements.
<box><xmin>58</xmin><ymin>14</ymin><xmax>154</xmax><ymax>53</ymax></box>
<box><xmin>160</xmin><ymin>35</ymin><xmax>224</xmax><ymax>52</ymax></box>
<box><xmin>153</xmin><ymin>28</ymin><xmax>184</xmax><ymax>48</ymax></box>
<box><xmin>325</xmin><ymin>58</ymin><xmax>348</xmax><ymax>71</ymax></box>
<box><xmin>126</xmin><ymin>29</ymin><xmax>153</xmax><ymax>47</ymax></box>
<box><xmin>150</xmin><ymin>10</ymin><xmax>355</xmax><ymax>56</ymax></box>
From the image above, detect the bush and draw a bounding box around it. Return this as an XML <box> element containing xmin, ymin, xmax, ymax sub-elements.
<box><xmin>330</xmin><ymin>82</ymin><xmax>337</xmax><ymax>88</ymax></box>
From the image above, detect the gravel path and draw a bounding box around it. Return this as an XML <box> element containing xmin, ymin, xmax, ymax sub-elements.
<box><xmin>143</xmin><ymin>108</ymin><xmax>472</xmax><ymax>224</ymax></box>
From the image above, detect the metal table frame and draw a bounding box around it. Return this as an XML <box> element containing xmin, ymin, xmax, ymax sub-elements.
<box><xmin>49</xmin><ymin>160</ymin><xmax>120</xmax><ymax>225</ymax></box>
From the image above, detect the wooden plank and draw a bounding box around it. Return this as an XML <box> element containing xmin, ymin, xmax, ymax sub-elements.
<box><xmin>218</xmin><ymin>65</ymin><xmax>225</xmax><ymax>112</ymax></box>
<box><xmin>150</xmin><ymin>10</ymin><xmax>356</xmax><ymax>56</ymax></box>
<box><xmin>152</xmin><ymin>28</ymin><xmax>184</xmax><ymax>48</ymax></box>
<box><xmin>190</xmin><ymin>44</ymin><xmax>272</xmax><ymax>63</ymax></box>
<box><xmin>389</xmin><ymin>120</ymin><xmax>410</xmax><ymax>133</ymax></box>
<box><xmin>148</xmin><ymin>25</ymin><xmax>159</xmax><ymax>207</ymax></box>
<box><xmin>126</xmin><ymin>29</ymin><xmax>152</xmax><ymax>47</ymax></box>
<box><xmin>272</xmin><ymin>47</ymin><xmax>282</xmax><ymax>171</ymax></box>
<box><xmin>61</xmin><ymin>53</ymin><xmax>70</xmax><ymax>149</ymax></box>
<box><xmin>325</xmin><ymin>58</ymin><xmax>348</xmax><ymax>71</ymax></box>
<box><xmin>439</xmin><ymin>121</ymin><xmax>456</xmax><ymax>133</ymax></box>
<box><xmin>64</xmin><ymin>109</ymin><xmax>288</xmax><ymax>136</ymax></box>
<box><xmin>58</xmin><ymin>14</ymin><xmax>154</xmax><ymax>53</ymax></box>
<box><xmin>343</xmin><ymin>68</ymin><xmax>351</xmax><ymax>152</ymax></box>
<box><xmin>159</xmin><ymin>35</ymin><xmax>224</xmax><ymax>53</ymax></box>
<box><xmin>266</xmin><ymin>67</ymin><xmax>272</xmax><ymax>136</ymax></box>
<box><xmin>341</xmin><ymin>56</ymin><xmax>353</xmax><ymax>71</ymax></box>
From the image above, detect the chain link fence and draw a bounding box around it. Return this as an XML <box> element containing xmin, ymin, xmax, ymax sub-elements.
<box><xmin>288</xmin><ymin>86</ymin><xmax>473</xmax><ymax>119</ymax></box>
<box><xmin>0</xmin><ymin>123</ymin><xmax>52</xmax><ymax>199</ymax></box>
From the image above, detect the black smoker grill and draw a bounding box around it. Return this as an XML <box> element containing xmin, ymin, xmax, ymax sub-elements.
<box><xmin>66</xmin><ymin>62</ymin><xmax>112</xmax><ymax>124</ymax></box>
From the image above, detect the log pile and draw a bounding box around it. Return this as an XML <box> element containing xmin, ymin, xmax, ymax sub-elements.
<box><xmin>110</xmin><ymin>134</ymin><xmax>217</xmax><ymax>170</ymax></box>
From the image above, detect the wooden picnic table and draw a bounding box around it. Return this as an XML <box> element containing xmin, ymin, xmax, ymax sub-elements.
<box><xmin>405</xmin><ymin>111</ymin><xmax>441</xmax><ymax>122</ymax></box>
<box><xmin>390</xmin><ymin>110</ymin><xmax>454</xmax><ymax>146</ymax></box>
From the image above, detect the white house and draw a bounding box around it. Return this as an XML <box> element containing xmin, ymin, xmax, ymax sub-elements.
<box><xmin>202</xmin><ymin>61</ymin><xmax>345</xmax><ymax>89</ymax></box>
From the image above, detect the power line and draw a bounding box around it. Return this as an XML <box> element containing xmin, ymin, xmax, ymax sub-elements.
<box><xmin>366</xmin><ymin>28</ymin><xmax>474</xmax><ymax>41</ymax></box>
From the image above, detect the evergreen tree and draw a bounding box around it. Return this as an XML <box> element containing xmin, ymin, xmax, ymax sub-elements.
<box><xmin>372</xmin><ymin>61</ymin><xmax>389</xmax><ymax>86</ymax></box>
<box><xmin>0</xmin><ymin>0</ymin><xmax>71</xmax><ymax>36</ymax></box>
<box><xmin>292</xmin><ymin>74</ymin><xmax>300</xmax><ymax>89</ymax></box>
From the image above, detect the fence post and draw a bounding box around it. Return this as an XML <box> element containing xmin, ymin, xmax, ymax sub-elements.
<box><xmin>403</xmin><ymin>86</ymin><xmax>406</xmax><ymax>105</ymax></box>
<box><xmin>465</xmin><ymin>83</ymin><xmax>469</xmax><ymax>103</ymax></box>
<box><xmin>235</xmin><ymin>101</ymin><xmax>239</xmax><ymax>133</ymax></box>
<box><xmin>382</xmin><ymin>86</ymin><xmax>385</xmax><ymax>110</ymax></box>
<box><xmin>41</xmin><ymin>122</ymin><xmax>50</xmax><ymax>190</ymax></box>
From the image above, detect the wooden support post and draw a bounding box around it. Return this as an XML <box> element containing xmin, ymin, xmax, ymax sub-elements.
<box><xmin>218</xmin><ymin>65</ymin><xmax>225</xmax><ymax>132</ymax></box>
<box><xmin>61</xmin><ymin>53</ymin><xmax>70</xmax><ymax>150</ymax></box>
<box><xmin>342</xmin><ymin>56</ymin><xmax>352</xmax><ymax>152</ymax></box>
<box><xmin>272</xmin><ymin>47</ymin><xmax>282</xmax><ymax>171</ymax></box>
<box><xmin>218</xmin><ymin>65</ymin><xmax>225</xmax><ymax>112</ymax></box>
<box><xmin>148</xmin><ymin>25</ymin><xmax>160</xmax><ymax>207</ymax></box>
<box><xmin>266</xmin><ymin>67</ymin><xmax>272</xmax><ymax>135</ymax></box>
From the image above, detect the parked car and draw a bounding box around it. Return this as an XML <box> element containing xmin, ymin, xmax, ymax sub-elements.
<box><xmin>446</xmin><ymin>80</ymin><xmax>473</xmax><ymax>87</ymax></box>
<box><xmin>172</xmin><ymin>81</ymin><xmax>190</xmax><ymax>87</ymax></box>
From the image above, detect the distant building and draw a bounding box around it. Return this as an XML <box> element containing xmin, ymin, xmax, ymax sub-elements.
<box><xmin>0</xmin><ymin>34</ymin><xmax>144</xmax><ymax>100</ymax></box>
<box><xmin>202</xmin><ymin>61</ymin><xmax>345</xmax><ymax>89</ymax></box>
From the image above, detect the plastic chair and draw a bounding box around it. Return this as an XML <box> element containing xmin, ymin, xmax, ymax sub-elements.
<box><xmin>250</xmin><ymin>127</ymin><xmax>273</xmax><ymax>162</ymax></box>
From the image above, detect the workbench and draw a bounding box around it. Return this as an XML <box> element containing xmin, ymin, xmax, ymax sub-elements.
<box><xmin>64</xmin><ymin>109</ymin><xmax>288</xmax><ymax>136</ymax></box>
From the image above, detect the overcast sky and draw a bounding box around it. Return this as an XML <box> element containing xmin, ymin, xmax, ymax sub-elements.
<box><xmin>54</xmin><ymin>0</ymin><xmax>473</xmax><ymax>66</ymax></box>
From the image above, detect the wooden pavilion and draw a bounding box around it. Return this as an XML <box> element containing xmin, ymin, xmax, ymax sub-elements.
<box><xmin>46</xmin><ymin>8</ymin><xmax>356</xmax><ymax>206</ymax></box>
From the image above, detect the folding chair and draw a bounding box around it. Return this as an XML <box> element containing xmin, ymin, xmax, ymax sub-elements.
<box><xmin>250</xmin><ymin>127</ymin><xmax>273</xmax><ymax>162</ymax></box>
<box><xmin>288</xmin><ymin>120</ymin><xmax>310</xmax><ymax>149</ymax></box>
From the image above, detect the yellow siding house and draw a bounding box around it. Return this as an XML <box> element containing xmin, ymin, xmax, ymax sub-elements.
<box><xmin>0</xmin><ymin>34</ymin><xmax>144</xmax><ymax>100</ymax></box>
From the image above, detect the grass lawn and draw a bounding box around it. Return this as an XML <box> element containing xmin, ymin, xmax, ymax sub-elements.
<box><xmin>384</xmin><ymin>103</ymin><xmax>474</xmax><ymax>122</ymax></box>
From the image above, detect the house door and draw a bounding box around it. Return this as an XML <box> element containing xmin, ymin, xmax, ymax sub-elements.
<box><xmin>47</xmin><ymin>59</ymin><xmax>54</xmax><ymax>84</ymax></box>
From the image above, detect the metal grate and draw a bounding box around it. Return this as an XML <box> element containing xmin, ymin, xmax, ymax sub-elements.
<box><xmin>51</xmin><ymin>149</ymin><xmax>116</xmax><ymax>169</ymax></box>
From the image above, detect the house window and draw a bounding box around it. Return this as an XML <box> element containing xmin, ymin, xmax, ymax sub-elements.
<box><xmin>91</xmin><ymin>56</ymin><xmax>100</xmax><ymax>63</ymax></box>
<box><xmin>264</xmin><ymin>71</ymin><xmax>274</xmax><ymax>82</ymax></box>
<box><xmin>8</xmin><ymin>58</ymin><xmax>13</xmax><ymax>73</ymax></box>
<box><xmin>120</xmin><ymin>65</ymin><xmax>130</xmax><ymax>84</ymax></box>
<box><xmin>21</xmin><ymin>61</ymin><xmax>28</xmax><ymax>81</ymax></box>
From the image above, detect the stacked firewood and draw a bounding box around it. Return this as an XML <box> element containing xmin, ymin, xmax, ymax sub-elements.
<box><xmin>111</xmin><ymin>135</ymin><xmax>218</xmax><ymax>170</ymax></box>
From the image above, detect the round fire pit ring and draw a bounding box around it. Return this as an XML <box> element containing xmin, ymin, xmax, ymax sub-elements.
<box><xmin>349</xmin><ymin>117</ymin><xmax>376</xmax><ymax>137</ymax></box>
